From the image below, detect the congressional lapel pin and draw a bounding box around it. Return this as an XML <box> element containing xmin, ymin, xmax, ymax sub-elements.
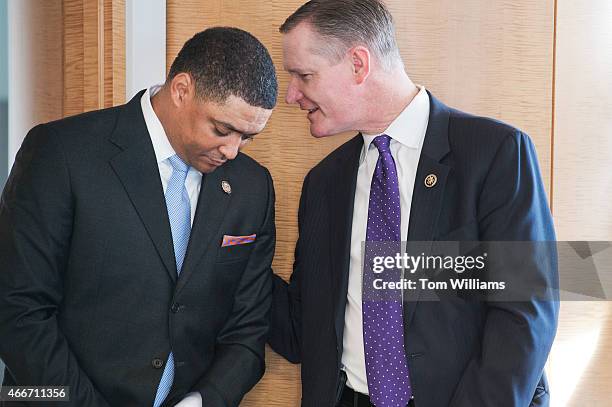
<box><xmin>424</xmin><ymin>174</ymin><xmax>438</xmax><ymax>188</ymax></box>
<box><xmin>221</xmin><ymin>180</ymin><xmax>232</xmax><ymax>194</ymax></box>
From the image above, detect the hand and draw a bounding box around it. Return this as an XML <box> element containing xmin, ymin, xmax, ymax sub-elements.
<box><xmin>174</xmin><ymin>392</ymin><xmax>202</xmax><ymax>407</ymax></box>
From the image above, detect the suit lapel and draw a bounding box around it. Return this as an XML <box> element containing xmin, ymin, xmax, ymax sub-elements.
<box><xmin>175</xmin><ymin>163</ymin><xmax>232</xmax><ymax>295</ymax></box>
<box><xmin>109</xmin><ymin>91</ymin><xmax>177</xmax><ymax>282</ymax></box>
<box><xmin>328</xmin><ymin>95</ymin><xmax>453</xmax><ymax>346</ymax></box>
<box><xmin>330</xmin><ymin>136</ymin><xmax>363</xmax><ymax>353</ymax></box>
<box><xmin>403</xmin><ymin>92</ymin><xmax>451</xmax><ymax>329</ymax></box>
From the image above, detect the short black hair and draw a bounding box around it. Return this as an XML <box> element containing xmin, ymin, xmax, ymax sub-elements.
<box><xmin>168</xmin><ymin>27</ymin><xmax>278</xmax><ymax>109</ymax></box>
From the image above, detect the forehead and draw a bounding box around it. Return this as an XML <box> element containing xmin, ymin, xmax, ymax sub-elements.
<box><xmin>198</xmin><ymin>95</ymin><xmax>272</xmax><ymax>134</ymax></box>
<box><xmin>282</xmin><ymin>23</ymin><xmax>333</xmax><ymax>71</ymax></box>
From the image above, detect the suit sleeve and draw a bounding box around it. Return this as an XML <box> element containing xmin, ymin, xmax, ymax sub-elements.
<box><xmin>0</xmin><ymin>125</ymin><xmax>111</xmax><ymax>406</ymax></box>
<box><xmin>449</xmin><ymin>131</ymin><xmax>559</xmax><ymax>407</ymax></box>
<box><xmin>194</xmin><ymin>168</ymin><xmax>275</xmax><ymax>407</ymax></box>
<box><xmin>267</xmin><ymin>172</ymin><xmax>313</xmax><ymax>364</ymax></box>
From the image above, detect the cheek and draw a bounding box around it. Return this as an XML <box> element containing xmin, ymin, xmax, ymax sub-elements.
<box><xmin>185</xmin><ymin>124</ymin><xmax>216</xmax><ymax>153</ymax></box>
<box><xmin>175</xmin><ymin>116</ymin><xmax>197</xmax><ymax>148</ymax></box>
<box><xmin>319</xmin><ymin>81</ymin><xmax>349</xmax><ymax>108</ymax></box>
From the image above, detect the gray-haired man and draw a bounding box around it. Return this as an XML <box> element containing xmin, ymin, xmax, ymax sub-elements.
<box><xmin>269</xmin><ymin>1</ymin><xmax>558</xmax><ymax>406</ymax></box>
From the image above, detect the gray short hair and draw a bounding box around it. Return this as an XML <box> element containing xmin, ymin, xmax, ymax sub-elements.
<box><xmin>280</xmin><ymin>0</ymin><xmax>403</xmax><ymax>70</ymax></box>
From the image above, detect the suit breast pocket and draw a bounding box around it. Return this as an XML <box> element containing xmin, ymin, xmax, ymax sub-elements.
<box><xmin>216</xmin><ymin>241</ymin><xmax>255</xmax><ymax>264</ymax></box>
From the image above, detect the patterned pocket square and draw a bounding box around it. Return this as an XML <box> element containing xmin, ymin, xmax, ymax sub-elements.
<box><xmin>221</xmin><ymin>234</ymin><xmax>257</xmax><ymax>247</ymax></box>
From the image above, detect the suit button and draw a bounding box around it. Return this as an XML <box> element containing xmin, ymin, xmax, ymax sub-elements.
<box><xmin>152</xmin><ymin>358</ymin><xmax>164</xmax><ymax>369</ymax></box>
<box><xmin>171</xmin><ymin>303</ymin><xmax>181</xmax><ymax>313</ymax></box>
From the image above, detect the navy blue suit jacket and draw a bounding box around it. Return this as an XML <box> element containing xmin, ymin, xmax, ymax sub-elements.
<box><xmin>269</xmin><ymin>93</ymin><xmax>559</xmax><ymax>407</ymax></box>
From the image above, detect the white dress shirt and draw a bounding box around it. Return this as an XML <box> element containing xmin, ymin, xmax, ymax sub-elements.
<box><xmin>342</xmin><ymin>86</ymin><xmax>430</xmax><ymax>394</ymax></box>
<box><xmin>140</xmin><ymin>85</ymin><xmax>202</xmax><ymax>225</ymax></box>
<box><xmin>140</xmin><ymin>86</ymin><xmax>203</xmax><ymax>406</ymax></box>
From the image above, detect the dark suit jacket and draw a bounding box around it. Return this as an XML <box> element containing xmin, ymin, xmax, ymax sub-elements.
<box><xmin>269</xmin><ymin>93</ymin><xmax>558</xmax><ymax>407</ymax></box>
<box><xmin>0</xmin><ymin>91</ymin><xmax>275</xmax><ymax>407</ymax></box>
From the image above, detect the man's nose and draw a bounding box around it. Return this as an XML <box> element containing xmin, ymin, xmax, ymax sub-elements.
<box><xmin>285</xmin><ymin>78</ymin><xmax>303</xmax><ymax>104</ymax></box>
<box><xmin>219</xmin><ymin>135</ymin><xmax>242</xmax><ymax>160</ymax></box>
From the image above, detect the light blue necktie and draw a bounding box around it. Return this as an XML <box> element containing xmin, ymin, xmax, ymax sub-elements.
<box><xmin>153</xmin><ymin>154</ymin><xmax>191</xmax><ymax>407</ymax></box>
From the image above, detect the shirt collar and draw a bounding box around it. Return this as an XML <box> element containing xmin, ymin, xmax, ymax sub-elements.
<box><xmin>140</xmin><ymin>85</ymin><xmax>176</xmax><ymax>164</ymax></box>
<box><xmin>361</xmin><ymin>85</ymin><xmax>430</xmax><ymax>154</ymax></box>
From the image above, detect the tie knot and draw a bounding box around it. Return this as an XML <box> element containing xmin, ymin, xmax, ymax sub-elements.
<box><xmin>168</xmin><ymin>154</ymin><xmax>189</xmax><ymax>173</ymax></box>
<box><xmin>372</xmin><ymin>134</ymin><xmax>392</xmax><ymax>154</ymax></box>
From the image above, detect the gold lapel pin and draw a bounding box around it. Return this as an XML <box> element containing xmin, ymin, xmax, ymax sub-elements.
<box><xmin>221</xmin><ymin>180</ymin><xmax>232</xmax><ymax>194</ymax></box>
<box><xmin>424</xmin><ymin>174</ymin><xmax>437</xmax><ymax>188</ymax></box>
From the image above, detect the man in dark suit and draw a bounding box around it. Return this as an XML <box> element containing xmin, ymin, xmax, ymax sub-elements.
<box><xmin>0</xmin><ymin>27</ymin><xmax>277</xmax><ymax>407</ymax></box>
<box><xmin>268</xmin><ymin>1</ymin><xmax>559</xmax><ymax>406</ymax></box>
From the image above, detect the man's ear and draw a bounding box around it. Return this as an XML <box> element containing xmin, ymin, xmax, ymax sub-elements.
<box><xmin>350</xmin><ymin>46</ymin><xmax>371</xmax><ymax>85</ymax></box>
<box><xmin>169</xmin><ymin>72</ymin><xmax>195</xmax><ymax>107</ymax></box>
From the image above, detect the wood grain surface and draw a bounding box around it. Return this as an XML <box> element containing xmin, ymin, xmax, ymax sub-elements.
<box><xmin>11</xmin><ymin>0</ymin><xmax>64</xmax><ymax>127</ymax></box>
<box><xmin>63</xmin><ymin>0</ymin><xmax>125</xmax><ymax>116</ymax></box>
<box><xmin>548</xmin><ymin>1</ymin><xmax>612</xmax><ymax>405</ymax></box>
<box><xmin>103</xmin><ymin>0</ymin><xmax>125</xmax><ymax>108</ymax></box>
<box><xmin>388</xmin><ymin>0</ymin><xmax>554</xmax><ymax>197</ymax></box>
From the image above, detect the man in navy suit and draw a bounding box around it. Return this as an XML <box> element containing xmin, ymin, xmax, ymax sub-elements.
<box><xmin>0</xmin><ymin>27</ymin><xmax>277</xmax><ymax>406</ymax></box>
<box><xmin>268</xmin><ymin>1</ymin><xmax>559</xmax><ymax>406</ymax></box>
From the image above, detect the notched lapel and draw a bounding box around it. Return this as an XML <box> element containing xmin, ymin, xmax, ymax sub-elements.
<box><xmin>108</xmin><ymin>91</ymin><xmax>177</xmax><ymax>283</ymax></box>
<box><xmin>403</xmin><ymin>92</ymin><xmax>451</xmax><ymax>329</ymax></box>
<box><xmin>109</xmin><ymin>134</ymin><xmax>177</xmax><ymax>283</ymax></box>
<box><xmin>175</xmin><ymin>164</ymin><xmax>232</xmax><ymax>295</ymax></box>
<box><xmin>330</xmin><ymin>136</ymin><xmax>362</xmax><ymax>353</ymax></box>
<box><xmin>407</xmin><ymin>157</ymin><xmax>450</xmax><ymax>242</ymax></box>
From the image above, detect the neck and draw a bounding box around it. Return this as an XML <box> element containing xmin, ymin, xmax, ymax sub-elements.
<box><xmin>150</xmin><ymin>86</ymin><xmax>185</xmax><ymax>158</ymax></box>
<box><xmin>359</xmin><ymin>69</ymin><xmax>419</xmax><ymax>134</ymax></box>
<box><xmin>151</xmin><ymin>86</ymin><xmax>177</xmax><ymax>142</ymax></box>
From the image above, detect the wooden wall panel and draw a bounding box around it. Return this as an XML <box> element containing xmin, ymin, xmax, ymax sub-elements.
<box><xmin>552</xmin><ymin>0</ymin><xmax>612</xmax><ymax>241</ymax></box>
<box><xmin>103</xmin><ymin>0</ymin><xmax>125</xmax><ymax>108</ymax></box>
<box><xmin>63</xmin><ymin>0</ymin><xmax>125</xmax><ymax>116</ymax></box>
<box><xmin>389</xmin><ymin>0</ymin><xmax>555</xmax><ymax>198</ymax></box>
<box><xmin>548</xmin><ymin>1</ymin><xmax>612</xmax><ymax>405</ymax></box>
<box><xmin>166</xmin><ymin>1</ymin><xmax>555</xmax><ymax>405</ymax></box>
<box><xmin>28</xmin><ymin>1</ymin><xmax>64</xmax><ymax>125</ymax></box>
<box><xmin>63</xmin><ymin>0</ymin><xmax>94</xmax><ymax>115</ymax></box>
<box><xmin>8</xmin><ymin>0</ymin><xmax>63</xmax><ymax>148</ymax></box>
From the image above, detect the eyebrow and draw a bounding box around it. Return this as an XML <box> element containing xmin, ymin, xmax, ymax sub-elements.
<box><xmin>215</xmin><ymin>121</ymin><xmax>258</xmax><ymax>137</ymax></box>
<box><xmin>286</xmin><ymin>67</ymin><xmax>309</xmax><ymax>75</ymax></box>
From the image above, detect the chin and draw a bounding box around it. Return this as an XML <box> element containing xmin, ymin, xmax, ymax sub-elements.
<box><xmin>200</xmin><ymin>164</ymin><xmax>219</xmax><ymax>174</ymax></box>
<box><xmin>309</xmin><ymin>123</ymin><xmax>336</xmax><ymax>138</ymax></box>
<box><xmin>192</xmin><ymin>160</ymin><xmax>216</xmax><ymax>174</ymax></box>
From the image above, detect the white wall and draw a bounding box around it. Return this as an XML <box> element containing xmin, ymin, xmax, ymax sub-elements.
<box><xmin>126</xmin><ymin>0</ymin><xmax>166</xmax><ymax>99</ymax></box>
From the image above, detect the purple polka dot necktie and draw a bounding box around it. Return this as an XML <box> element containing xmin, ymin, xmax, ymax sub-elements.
<box><xmin>362</xmin><ymin>135</ymin><xmax>412</xmax><ymax>406</ymax></box>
